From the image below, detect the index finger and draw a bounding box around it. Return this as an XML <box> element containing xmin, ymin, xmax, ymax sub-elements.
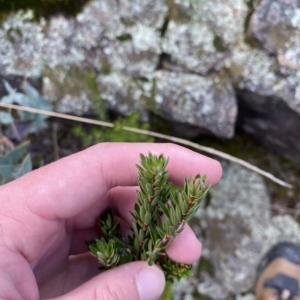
<box><xmin>0</xmin><ymin>143</ymin><xmax>222</xmax><ymax>220</ymax></box>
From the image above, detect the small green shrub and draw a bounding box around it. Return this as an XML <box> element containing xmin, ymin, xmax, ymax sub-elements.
<box><xmin>87</xmin><ymin>153</ymin><xmax>210</xmax><ymax>282</ymax></box>
<box><xmin>0</xmin><ymin>141</ymin><xmax>32</xmax><ymax>184</ymax></box>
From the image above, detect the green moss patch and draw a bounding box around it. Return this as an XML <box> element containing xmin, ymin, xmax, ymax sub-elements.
<box><xmin>0</xmin><ymin>0</ymin><xmax>91</xmax><ymax>20</ymax></box>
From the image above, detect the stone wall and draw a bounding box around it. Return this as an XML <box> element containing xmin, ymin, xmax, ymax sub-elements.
<box><xmin>0</xmin><ymin>0</ymin><xmax>300</xmax><ymax>162</ymax></box>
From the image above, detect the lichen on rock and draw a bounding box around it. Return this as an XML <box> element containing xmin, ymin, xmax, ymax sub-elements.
<box><xmin>162</xmin><ymin>20</ymin><xmax>222</xmax><ymax>75</ymax></box>
<box><xmin>96</xmin><ymin>72</ymin><xmax>153</xmax><ymax>120</ymax></box>
<box><xmin>188</xmin><ymin>161</ymin><xmax>300</xmax><ymax>299</ymax></box>
<box><xmin>249</xmin><ymin>0</ymin><xmax>300</xmax><ymax>70</ymax></box>
<box><xmin>154</xmin><ymin>70</ymin><xmax>237</xmax><ymax>138</ymax></box>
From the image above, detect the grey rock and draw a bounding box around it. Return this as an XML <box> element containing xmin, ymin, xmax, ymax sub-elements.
<box><xmin>96</xmin><ymin>73</ymin><xmax>153</xmax><ymax>120</ymax></box>
<box><xmin>171</xmin><ymin>0</ymin><xmax>248</xmax><ymax>47</ymax></box>
<box><xmin>249</xmin><ymin>0</ymin><xmax>300</xmax><ymax>70</ymax></box>
<box><xmin>42</xmin><ymin>66</ymin><xmax>94</xmax><ymax>115</ymax></box>
<box><xmin>0</xmin><ymin>0</ymin><xmax>165</xmax><ymax>118</ymax></box>
<box><xmin>189</xmin><ymin>162</ymin><xmax>300</xmax><ymax>299</ymax></box>
<box><xmin>154</xmin><ymin>71</ymin><xmax>237</xmax><ymax>138</ymax></box>
<box><xmin>0</xmin><ymin>0</ymin><xmax>165</xmax><ymax>76</ymax></box>
<box><xmin>225</xmin><ymin>46</ymin><xmax>300</xmax><ymax>164</ymax></box>
<box><xmin>163</xmin><ymin>0</ymin><xmax>248</xmax><ymax>75</ymax></box>
<box><xmin>227</xmin><ymin>47</ymin><xmax>279</xmax><ymax>96</ymax></box>
<box><xmin>237</xmin><ymin>89</ymin><xmax>300</xmax><ymax>166</ymax></box>
<box><xmin>162</xmin><ymin>20</ymin><xmax>223</xmax><ymax>75</ymax></box>
<box><xmin>194</xmin><ymin>0</ymin><xmax>248</xmax><ymax>47</ymax></box>
<box><xmin>2</xmin><ymin>0</ymin><xmax>300</xmax><ymax>164</ymax></box>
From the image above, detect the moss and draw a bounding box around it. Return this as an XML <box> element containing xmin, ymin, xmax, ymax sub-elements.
<box><xmin>213</xmin><ymin>35</ymin><xmax>226</xmax><ymax>53</ymax></box>
<box><xmin>149</xmin><ymin>112</ymin><xmax>172</xmax><ymax>135</ymax></box>
<box><xmin>167</xmin><ymin>0</ymin><xmax>192</xmax><ymax>23</ymax></box>
<box><xmin>43</xmin><ymin>65</ymin><xmax>91</xmax><ymax>103</ymax></box>
<box><xmin>160</xmin><ymin>15</ymin><xmax>170</xmax><ymax>37</ymax></box>
<box><xmin>100</xmin><ymin>58</ymin><xmax>112</xmax><ymax>76</ymax></box>
<box><xmin>72</xmin><ymin>112</ymin><xmax>154</xmax><ymax>146</ymax></box>
<box><xmin>243</xmin><ymin>0</ymin><xmax>261</xmax><ymax>48</ymax></box>
<box><xmin>116</xmin><ymin>33</ymin><xmax>133</xmax><ymax>42</ymax></box>
<box><xmin>0</xmin><ymin>0</ymin><xmax>91</xmax><ymax>20</ymax></box>
<box><xmin>192</xmin><ymin>292</ymin><xmax>214</xmax><ymax>300</ymax></box>
<box><xmin>84</xmin><ymin>71</ymin><xmax>107</xmax><ymax>121</ymax></box>
<box><xmin>5</xmin><ymin>27</ymin><xmax>22</xmax><ymax>43</ymax></box>
<box><xmin>197</xmin><ymin>257</ymin><xmax>214</xmax><ymax>276</ymax></box>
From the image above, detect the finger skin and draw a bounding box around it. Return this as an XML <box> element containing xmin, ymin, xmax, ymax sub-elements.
<box><xmin>0</xmin><ymin>143</ymin><xmax>222</xmax><ymax>221</ymax></box>
<box><xmin>49</xmin><ymin>261</ymin><xmax>165</xmax><ymax>300</ymax></box>
<box><xmin>166</xmin><ymin>225</ymin><xmax>202</xmax><ymax>264</ymax></box>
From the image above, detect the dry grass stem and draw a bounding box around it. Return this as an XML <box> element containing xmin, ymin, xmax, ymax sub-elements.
<box><xmin>0</xmin><ymin>102</ymin><xmax>293</xmax><ymax>188</ymax></box>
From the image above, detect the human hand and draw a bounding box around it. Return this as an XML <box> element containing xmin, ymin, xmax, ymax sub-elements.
<box><xmin>0</xmin><ymin>143</ymin><xmax>222</xmax><ymax>300</ymax></box>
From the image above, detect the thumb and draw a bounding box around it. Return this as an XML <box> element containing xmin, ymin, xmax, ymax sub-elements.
<box><xmin>51</xmin><ymin>261</ymin><xmax>166</xmax><ymax>300</ymax></box>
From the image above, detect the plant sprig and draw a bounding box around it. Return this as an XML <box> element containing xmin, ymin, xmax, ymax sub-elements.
<box><xmin>87</xmin><ymin>153</ymin><xmax>210</xmax><ymax>282</ymax></box>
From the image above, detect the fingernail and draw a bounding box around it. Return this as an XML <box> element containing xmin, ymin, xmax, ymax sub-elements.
<box><xmin>136</xmin><ymin>266</ymin><xmax>165</xmax><ymax>300</ymax></box>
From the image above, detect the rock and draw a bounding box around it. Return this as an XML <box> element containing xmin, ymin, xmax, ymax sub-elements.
<box><xmin>0</xmin><ymin>0</ymin><xmax>165</xmax><ymax>115</ymax></box>
<box><xmin>96</xmin><ymin>69</ymin><xmax>238</xmax><ymax>138</ymax></box>
<box><xmin>170</xmin><ymin>0</ymin><xmax>248</xmax><ymax>47</ymax></box>
<box><xmin>225</xmin><ymin>45</ymin><xmax>300</xmax><ymax>164</ymax></box>
<box><xmin>186</xmin><ymin>161</ymin><xmax>300</xmax><ymax>299</ymax></box>
<box><xmin>153</xmin><ymin>70</ymin><xmax>237</xmax><ymax>138</ymax></box>
<box><xmin>162</xmin><ymin>20</ymin><xmax>223</xmax><ymax>75</ymax></box>
<box><xmin>0</xmin><ymin>0</ymin><xmax>166</xmax><ymax>76</ymax></box>
<box><xmin>2</xmin><ymin>0</ymin><xmax>300</xmax><ymax>164</ymax></box>
<box><xmin>0</xmin><ymin>0</ymin><xmax>243</xmax><ymax>140</ymax></box>
<box><xmin>96</xmin><ymin>73</ymin><xmax>153</xmax><ymax>120</ymax></box>
<box><xmin>163</xmin><ymin>0</ymin><xmax>248</xmax><ymax>75</ymax></box>
<box><xmin>249</xmin><ymin>0</ymin><xmax>300</xmax><ymax>70</ymax></box>
<box><xmin>194</xmin><ymin>0</ymin><xmax>248</xmax><ymax>47</ymax></box>
<box><xmin>236</xmin><ymin>89</ymin><xmax>300</xmax><ymax>166</ymax></box>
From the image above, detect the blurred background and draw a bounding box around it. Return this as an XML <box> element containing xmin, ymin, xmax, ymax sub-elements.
<box><xmin>0</xmin><ymin>0</ymin><xmax>300</xmax><ymax>299</ymax></box>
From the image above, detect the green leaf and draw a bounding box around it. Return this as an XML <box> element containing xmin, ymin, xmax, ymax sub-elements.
<box><xmin>146</xmin><ymin>251</ymin><xmax>156</xmax><ymax>259</ymax></box>
<box><xmin>138</xmin><ymin>229</ymin><xmax>144</xmax><ymax>241</ymax></box>
<box><xmin>144</xmin><ymin>212</ymin><xmax>151</xmax><ymax>225</ymax></box>
<box><xmin>0</xmin><ymin>164</ymin><xmax>15</xmax><ymax>183</ymax></box>
<box><xmin>139</xmin><ymin>206</ymin><xmax>146</xmax><ymax>222</ymax></box>
<box><xmin>149</xmin><ymin>223</ymin><xmax>159</xmax><ymax>242</ymax></box>
<box><xmin>158</xmin><ymin>200</ymin><xmax>170</xmax><ymax>219</ymax></box>
<box><xmin>156</xmin><ymin>226</ymin><xmax>166</xmax><ymax>239</ymax></box>
<box><xmin>175</xmin><ymin>205</ymin><xmax>182</xmax><ymax>224</ymax></box>
<box><xmin>132</xmin><ymin>222</ymin><xmax>139</xmax><ymax>236</ymax></box>
<box><xmin>147</xmin><ymin>239</ymin><xmax>153</xmax><ymax>252</ymax></box>
<box><xmin>0</xmin><ymin>111</ymin><xmax>13</xmax><ymax>124</ymax></box>
<box><xmin>0</xmin><ymin>141</ymin><xmax>30</xmax><ymax>165</ymax></box>
<box><xmin>14</xmin><ymin>154</ymin><xmax>32</xmax><ymax>178</ymax></box>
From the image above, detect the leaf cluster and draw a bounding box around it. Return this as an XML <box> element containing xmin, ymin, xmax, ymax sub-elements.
<box><xmin>0</xmin><ymin>141</ymin><xmax>32</xmax><ymax>185</ymax></box>
<box><xmin>1</xmin><ymin>80</ymin><xmax>53</xmax><ymax>133</ymax></box>
<box><xmin>0</xmin><ymin>80</ymin><xmax>52</xmax><ymax>184</ymax></box>
<box><xmin>87</xmin><ymin>153</ymin><xmax>210</xmax><ymax>282</ymax></box>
